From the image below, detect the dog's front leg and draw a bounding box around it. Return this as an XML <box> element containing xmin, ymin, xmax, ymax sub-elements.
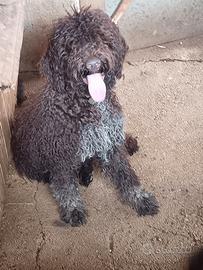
<box><xmin>49</xmin><ymin>170</ymin><xmax>87</xmax><ymax>226</ymax></box>
<box><xmin>102</xmin><ymin>148</ymin><xmax>159</xmax><ymax>216</ymax></box>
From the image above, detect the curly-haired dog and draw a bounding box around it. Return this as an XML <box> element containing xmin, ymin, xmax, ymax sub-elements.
<box><xmin>12</xmin><ymin>8</ymin><xmax>159</xmax><ymax>226</ymax></box>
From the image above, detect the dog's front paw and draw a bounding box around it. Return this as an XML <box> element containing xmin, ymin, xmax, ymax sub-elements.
<box><xmin>135</xmin><ymin>191</ymin><xmax>159</xmax><ymax>216</ymax></box>
<box><xmin>125</xmin><ymin>134</ymin><xmax>139</xmax><ymax>156</ymax></box>
<box><xmin>79</xmin><ymin>174</ymin><xmax>93</xmax><ymax>187</ymax></box>
<box><xmin>60</xmin><ymin>206</ymin><xmax>87</xmax><ymax>227</ymax></box>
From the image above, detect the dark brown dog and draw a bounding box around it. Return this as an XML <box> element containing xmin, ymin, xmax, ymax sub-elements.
<box><xmin>12</xmin><ymin>8</ymin><xmax>159</xmax><ymax>226</ymax></box>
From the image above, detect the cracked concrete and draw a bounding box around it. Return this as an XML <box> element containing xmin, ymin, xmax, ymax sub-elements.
<box><xmin>34</xmin><ymin>185</ymin><xmax>46</xmax><ymax>270</ymax></box>
<box><xmin>0</xmin><ymin>35</ymin><xmax>203</xmax><ymax>270</ymax></box>
<box><xmin>127</xmin><ymin>59</ymin><xmax>203</xmax><ymax>65</ymax></box>
<box><xmin>143</xmin><ymin>58</ymin><xmax>203</xmax><ymax>64</ymax></box>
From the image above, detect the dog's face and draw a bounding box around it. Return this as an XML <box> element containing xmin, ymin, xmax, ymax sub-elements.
<box><xmin>41</xmin><ymin>8</ymin><xmax>128</xmax><ymax>102</ymax></box>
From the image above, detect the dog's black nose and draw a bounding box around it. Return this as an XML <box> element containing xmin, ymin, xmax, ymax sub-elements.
<box><xmin>86</xmin><ymin>57</ymin><xmax>101</xmax><ymax>74</ymax></box>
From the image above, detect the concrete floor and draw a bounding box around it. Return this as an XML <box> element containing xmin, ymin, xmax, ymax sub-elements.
<box><xmin>0</xmin><ymin>36</ymin><xmax>203</xmax><ymax>270</ymax></box>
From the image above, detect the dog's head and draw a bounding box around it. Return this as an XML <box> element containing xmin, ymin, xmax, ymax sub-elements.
<box><xmin>41</xmin><ymin>7</ymin><xmax>128</xmax><ymax>102</ymax></box>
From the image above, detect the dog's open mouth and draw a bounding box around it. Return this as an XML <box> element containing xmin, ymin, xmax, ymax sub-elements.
<box><xmin>83</xmin><ymin>73</ymin><xmax>106</xmax><ymax>102</ymax></box>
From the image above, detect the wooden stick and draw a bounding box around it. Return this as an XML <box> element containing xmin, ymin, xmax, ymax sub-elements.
<box><xmin>111</xmin><ymin>0</ymin><xmax>132</xmax><ymax>24</ymax></box>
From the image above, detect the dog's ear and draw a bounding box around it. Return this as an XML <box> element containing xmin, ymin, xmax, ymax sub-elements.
<box><xmin>40</xmin><ymin>18</ymin><xmax>72</xmax><ymax>86</ymax></box>
<box><xmin>40</xmin><ymin>40</ymin><xmax>63</xmax><ymax>85</ymax></box>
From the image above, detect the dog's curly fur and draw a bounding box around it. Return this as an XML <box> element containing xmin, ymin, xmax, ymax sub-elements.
<box><xmin>12</xmin><ymin>8</ymin><xmax>159</xmax><ymax>226</ymax></box>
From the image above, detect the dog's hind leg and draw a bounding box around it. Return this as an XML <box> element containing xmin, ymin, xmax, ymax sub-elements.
<box><xmin>102</xmin><ymin>148</ymin><xmax>159</xmax><ymax>216</ymax></box>
<box><xmin>125</xmin><ymin>133</ymin><xmax>139</xmax><ymax>156</ymax></box>
<box><xmin>79</xmin><ymin>158</ymin><xmax>93</xmax><ymax>187</ymax></box>
<box><xmin>50</xmin><ymin>168</ymin><xmax>87</xmax><ymax>226</ymax></box>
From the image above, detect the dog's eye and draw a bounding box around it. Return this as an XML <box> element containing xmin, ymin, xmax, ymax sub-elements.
<box><xmin>81</xmin><ymin>69</ymin><xmax>89</xmax><ymax>77</ymax></box>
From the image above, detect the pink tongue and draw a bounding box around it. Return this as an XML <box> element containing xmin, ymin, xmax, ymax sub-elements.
<box><xmin>87</xmin><ymin>73</ymin><xmax>106</xmax><ymax>102</ymax></box>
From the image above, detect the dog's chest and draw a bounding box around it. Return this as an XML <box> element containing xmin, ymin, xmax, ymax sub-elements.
<box><xmin>78</xmin><ymin>102</ymin><xmax>124</xmax><ymax>162</ymax></box>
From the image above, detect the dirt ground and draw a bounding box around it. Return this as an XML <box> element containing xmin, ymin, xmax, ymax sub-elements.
<box><xmin>0</xmin><ymin>36</ymin><xmax>203</xmax><ymax>270</ymax></box>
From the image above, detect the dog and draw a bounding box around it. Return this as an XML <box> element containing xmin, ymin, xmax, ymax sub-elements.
<box><xmin>12</xmin><ymin>8</ymin><xmax>159</xmax><ymax>226</ymax></box>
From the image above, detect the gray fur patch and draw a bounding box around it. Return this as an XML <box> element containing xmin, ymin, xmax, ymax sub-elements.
<box><xmin>78</xmin><ymin>101</ymin><xmax>124</xmax><ymax>162</ymax></box>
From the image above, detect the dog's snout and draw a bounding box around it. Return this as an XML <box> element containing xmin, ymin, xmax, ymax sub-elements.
<box><xmin>86</xmin><ymin>57</ymin><xmax>101</xmax><ymax>74</ymax></box>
